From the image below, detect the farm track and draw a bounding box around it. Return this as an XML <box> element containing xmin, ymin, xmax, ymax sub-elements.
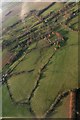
<box><xmin>69</xmin><ymin>91</ymin><xmax>76</xmax><ymax>118</ymax></box>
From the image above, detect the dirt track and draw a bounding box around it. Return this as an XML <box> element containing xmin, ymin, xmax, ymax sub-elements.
<box><xmin>69</xmin><ymin>91</ymin><xmax>76</xmax><ymax>118</ymax></box>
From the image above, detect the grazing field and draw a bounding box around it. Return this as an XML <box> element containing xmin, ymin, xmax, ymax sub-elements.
<box><xmin>50</xmin><ymin>94</ymin><xmax>70</xmax><ymax>118</ymax></box>
<box><xmin>2</xmin><ymin>2</ymin><xmax>51</xmax><ymax>29</ymax></box>
<box><xmin>2</xmin><ymin>84</ymin><xmax>33</xmax><ymax>117</ymax></box>
<box><xmin>8</xmin><ymin>45</ymin><xmax>55</xmax><ymax>102</ymax></box>
<box><xmin>41</xmin><ymin>3</ymin><xmax>64</xmax><ymax>17</ymax></box>
<box><xmin>13</xmin><ymin>49</ymin><xmax>41</xmax><ymax>72</ymax></box>
<box><xmin>31</xmin><ymin>31</ymin><xmax>78</xmax><ymax>117</ymax></box>
<box><xmin>0</xmin><ymin>86</ymin><xmax>2</xmax><ymax>117</ymax></box>
<box><xmin>2</xmin><ymin>2</ymin><xmax>79</xmax><ymax>118</ymax></box>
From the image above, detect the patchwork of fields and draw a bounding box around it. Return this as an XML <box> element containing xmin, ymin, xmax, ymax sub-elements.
<box><xmin>2</xmin><ymin>2</ymin><xmax>79</xmax><ymax>118</ymax></box>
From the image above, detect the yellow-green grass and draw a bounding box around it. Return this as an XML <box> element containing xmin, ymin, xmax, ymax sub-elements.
<box><xmin>28</xmin><ymin>42</ymin><xmax>37</xmax><ymax>50</ymax></box>
<box><xmin>31</xmin><ymin>30</ymin><xmax>78</xmax><ymax>117</ymax></box>
<box><xmin>3</xmin><ymin>18</ymin><xmax>38</xmax><ymax>42</ymax></box>
<box><xmin>68</xmin><ymin>14</ymin><xmax>79</xmax><ymax>30</ymax></box>
<box><xmin>2</xmin><ymin>2</ymin><xmax>79</xmax><ymax>118</ymax></box>
<box><xmin>69</xmin><ymin>16</ymin><xmax>78</xmax><ymax>24</ymax></box>
<box><xmin>61</xmin><ymin>26</ymin><xmax>78</xmax><ymax>46</ymax></box>
<box><xmin>0</xmin><ymin>86</ymin><xmax>2</xmax><ymax>117</ymax></box>
<box><xmin>2</xmin><ymin>48</ymin><xmax>12</xmax><ymax>68</ymax></box>
<box><xmin>9</xmin><ymin>54</ymin><xmax>25</xmax><ymax>72</ymax></box>
<box><xmin>7</xmin><ymin>44</ymin><xmax>55</xmax><ymax>102</ymax></box>
<box><xmin>33</xmin><ymin>46</ymin><xmax>55</xmax><ymax>80</ymax></box>
<box><xmin>25</xmin><ymin>2</ymin><xmax>51</xmax><ymax>11</ymax></box>
<box><xmin>72</xmin><ymin>23</ymin><xmax>78</xmax><ymax>29</ymax></box>
<box><xmin>3</xmin><ymin>15</ymin><xmax>19</xmax><ymax>28</ymax></box>
<box><xmin>36</xmin><ymin>39</ymin><xmax>49</xmax><ymax>49</ymax></box>
<box><xmin>67</xmin><ymin>30</ymin><xmax>78</xmax><ymax>45</ymax></box>
<box><xmin>0</xmin><ymin>62</ymin><xmax>2</xmax><ymax>73</ymax></box>
<box><xmin>8</xmin><ymin>72</ymin><xmax>36</xmax><ymax>102</ymax></box>
<box><xmin>25</xmin><ymin>15</ymin><xmax>38</xmax><ymax>28</ymax></box>
<box><xmin>14</xmin><ymin>15</ymin><xmax>38</xmax><ymax>31</ymax></box>
<box><xmin>70</xmin><ymin>3</ymin><xmax>78</xmax><ymax>12</ymax></box>
<box><xmin>3</xmin><ymin>34</ymin><xmax>12</xmax><ymax>41</ymax></box>
<box><xmin>9</xmin><ymin>39</ymin><xmax>50</xmax><ymax>73</ymax></box>
<box><xmin>49</xmin><ymin>94</ymin><xmax>70</xmax><ymax>118</ymax></box>
<box><xmin>28</xmin><ymin>39</ymin><xmax>48</xmax><ymax>50</ymax></box>
<box><xmin>2</xmin><ymin>49</ymin><xmax>8</xmax><ymax>60</ymax></box>
<box><xmin>2</xmin><ymin>84</ymin><xmax>33</xmax><ymax>117</ymax></box>
<box><xmin>33</xmin><ymin>22</ymin><xmax>43</xmax><ymax>29</ymax></box>
<box><xmin>7</xmin><ymin>28</ymin><xmax>78</xmax><ymax>110</ymax></box>
<box><xmin>41</xmin><ymin>3</ymin><xmax>64</xmax><ymax>17</ymax></box>
<box><xmin>13</xmin><ymin>49</ymin><xmax>41</xmax><ymax>73</ymax></box>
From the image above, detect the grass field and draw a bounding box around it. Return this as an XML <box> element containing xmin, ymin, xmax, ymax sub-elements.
<box><xmin>2</xmin><ymin>84</ymin><xmax>33</xmax><ymax>117</ymax></box>
<box><xmin>2</xmin><ymin>2</ymin><xmax>51</xmax><ymax>29</ymax></box>
<box><xmin>2</xmin><ymin>2</ymin><xmax>79</xmax><ymax>118</ymax></box>
<box><xmin>31</xmin><ymin>45</ymin><xmax>78</xmax><ymax>117</ymax></box>
<box><xmin>8</xmin><ymin>72</ymin><xmax>36</xmax><ymax>102</ymax></box>
<box><xmin>0</xmin><ymin>86</ymin><xmax>2</xmax><ymax>117</ymax></box>
<box><xmin>7</xmin><ymin>45</ymin><xmax>55</xmax><ymax>102</ymax></box>
<box><xmin>41</xmin><ymin>3</ymin><xmax>64</xmax><ymax>17</ymax></box>
<box><xmin>50</xmin><ymin>94</ymin><xmax>70</xmax><ymax>118</ymax></box>
<box><xmin>30</xmin><ymin>17</ymin><xmax>78</xmax><ymax>116</ymax></box>
<box><xmin>13</xmin><ymin>49</ymin><xmax>41</xmax><ymax>72</ymax></box>
<box><xmin>68</xmin><ymin>16</ymin><xmax>79</xmax><ymax>29</ymax></box>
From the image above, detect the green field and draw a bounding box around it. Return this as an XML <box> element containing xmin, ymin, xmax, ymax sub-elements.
<box><xmin>31</xmin><ymin>30</ymin><xmax>78</xmax><ymax>117</ymax></box>
<box><xmin>49</xmin><ymin>94</ymin><xmax>70</xmax><ymax>118</ymax></box>
<box><xmin>0</xmin><ymin>86</ymin><xmax>2</xmax><ymax>117</ymax></box>
<box><xmin>2</xmin><ymin>2</ymin><xmax>79</xmax><ymax>118</ymax></box>
<box><xmin>41</xmin><ymin>3</ymin><xmax>64</xmax><ymax>17</ymax></box>
<box><xmin>8</xmin><ymin>45</ymin><xmax>55</xmax><ymax>102</ymax></box>
<box><xmin>2</xmin><ymin>84</ymin><xmax>33</xmax><ymax>117</ymax></box>
<box><xmin>13</xmin><ymin>49</ymin><xmax>41</xmax><ymax>72</ymax></box>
